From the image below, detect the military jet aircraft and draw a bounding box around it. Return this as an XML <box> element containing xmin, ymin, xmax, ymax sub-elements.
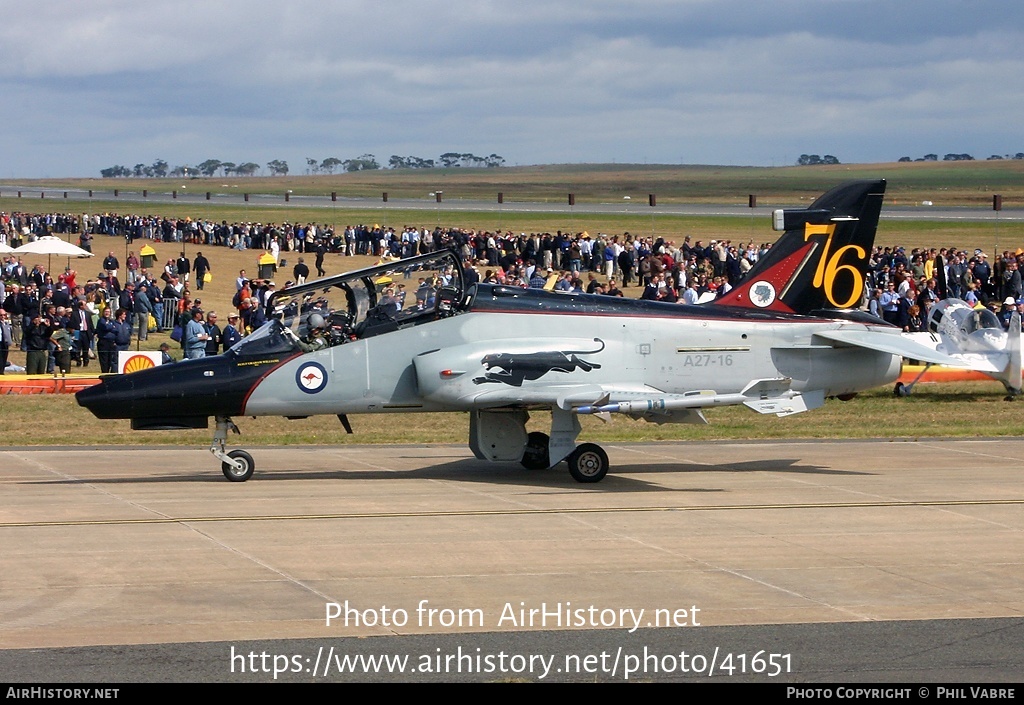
<box><xmin>79</xmin><ymin>179</ymin><xmax>921</xmax><ymax>484</ymax></box>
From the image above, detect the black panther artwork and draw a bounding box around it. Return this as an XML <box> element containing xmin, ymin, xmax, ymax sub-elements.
<box><xmin>473</xmin><ymin>338</ymin><xmax>606</xmax><ymax>387</ymax></box>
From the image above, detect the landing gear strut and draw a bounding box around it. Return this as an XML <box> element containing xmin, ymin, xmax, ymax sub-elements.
<box><xmin>210</xmin><ymin>416</ymin><xmax>252</xmax><ymax>481</ymax></box>
<box><xmin>550</xmin><ymin>409</ymin><xmax>610</xmax><ymax>483</ymax></box>
<box><xmin>894</xmin><ymin>363</ymin><xmax>933</xmax><ymax>397</ymax></box>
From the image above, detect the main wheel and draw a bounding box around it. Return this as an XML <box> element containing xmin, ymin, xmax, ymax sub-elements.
<box><xmin>222</xmin><ymin>449</ymin><xmax>255</xmax><ymax>482</ymax></box>
<box><xmin>567</xmin><ymin>443</ymin><xmax>609</xmax><ymax>483</ymax></box>
<box><xmin>893</xmin><ymin>382</ymin><xmax>909</xmax><ymax>397</ymax></box>
<box><xmin>520</xmin><ymin>431</ymin><xmax>550</xmax><ymax>470</ymax></box>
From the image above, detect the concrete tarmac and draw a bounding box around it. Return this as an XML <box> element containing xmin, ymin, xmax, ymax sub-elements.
<box><xmin>2</xmin><ymin>439</ymin><xmax>1023</xmax><ymax>682</ymax></box>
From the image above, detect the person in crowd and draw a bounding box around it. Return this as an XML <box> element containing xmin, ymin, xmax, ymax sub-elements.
<box><xmin>0</xmin><ymin>310</ymin><xmax>13</xmax><ymax>374</ymax></box>
<box><xmin>95</xmin><ymin>308</ymin><xmax>117</xmax><ymax>373</ymax></box>
<box><xmin>222</xmin><ymin>312</ymin><xmax>243</xmax><ymax>350</ymax></box>
<box><xmin>204</xmin><ymin>311</ymin><xmax>222</xmax><ymax>357</ymax></box>
<box><xmin>184</xmin><ymin>308</ymin><xmax>210</xmax><ymax>359</ymax></box>
<box><xmin>50</xmin><ymin>321</ymin><xmax>74</xmax><ymax>375</ymax></box>
<box><xmin>193</xmin><ymin>251</ymin><xmax>211</xmax><ymax>290</ymax></box>
<box><xmin>159</xmin><ymin>342</ymin><xmax>176</xmax><ymax>365</ymax></box>
<box><xmin>293</xmin><ymin>257</ymin><xmax>309</xmax><ymax>285</ymax></box>
<box><xmin>24</xmin><ymin>313</ymin><xmax>52</xmax><ymax>374</ymax></box>
<box><xmin>133</xmin><ymin>284</ymin><xmax>154</xmax><ymax>341</ymax></box>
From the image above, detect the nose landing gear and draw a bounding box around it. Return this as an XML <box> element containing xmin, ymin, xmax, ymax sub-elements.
<box><xmin>210</xmin><ymin>416</ymin><xmax>253</xmax><ymax>481</ymax></box>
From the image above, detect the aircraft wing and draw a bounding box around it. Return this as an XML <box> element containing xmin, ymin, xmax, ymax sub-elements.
<box><xmin>814</xmin><ymin>329</ymin><xmax>1006</xmax><ymax>372</ymax></box>
<box><xmin>414</xmin><ymin>340</ymin><xmax>826</xmax><ymax>420</ymax></box>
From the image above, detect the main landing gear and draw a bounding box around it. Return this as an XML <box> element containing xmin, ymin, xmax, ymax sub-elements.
<box><xmin>518</xmin><ymin>431</ymin><xmax>609</xmax><ymax>482</ymax></box>
<box><xmin>472</xmin><ymin>409</ymin><xmax>611</xmax><ymax>483</ymax></box>
<box><xmin>565</xmin><ymin>443</ymin><xmax>609</xmax><ymax>483</ymax></box>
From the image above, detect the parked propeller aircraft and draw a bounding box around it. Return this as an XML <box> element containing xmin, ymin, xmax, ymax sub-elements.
<box><xmin>893</xmin><ymin>299</ymin><xmax>1022</xmax><ymax>398</ymax></box>
<box><xmin>79</xmin><ymin>179</ymin><xmax>952</xmax><ymax>484</ymax></box>
<box><xmin>890</xmin><ymin>256</ymin><xmax>1022</xmax><ymax>398</ymax></box>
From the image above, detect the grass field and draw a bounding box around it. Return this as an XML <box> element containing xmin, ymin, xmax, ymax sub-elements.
<box><xmin>0</xmin><ymin>381</ymin><xmax>1020</xmax><ymax>447</ymax></box>
<box><xmin>3</xmin><ymin>159</ymin><xmax>1023</xmax><ymax>205</ymax></box>
<box><xmin>2</xmin><ymin>161</ymin><xmax>1023</xmax><ymax>447</ymax></box>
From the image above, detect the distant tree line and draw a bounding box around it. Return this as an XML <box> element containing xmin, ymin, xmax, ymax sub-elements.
<box><xmin>796</xmin><ymin>152</ymin><xmax>1024</xmax><ymax>166</ymax></box>
<box><xmin>797</xmin><ymin>154</ymin><xmax>840</xmax><ymax>165</ymax></box>
<box><xmin>897</xmin><ymin>153</ymin><xmax>1024</xmax><ymax>162</ymax></box>
<box><xmin>304</xmin><ymin>152</ymin><xmax>506</xmax><ymax>173</ymax></box>
<box><xmin>100</xmin><ymin>159</ymin><xmax>266</xmax><ymax>178</ymax></box>
<box><xmin>100</xmin><ymin>151</ymin><xmax>506</xmax><ymax>177</ymax></box>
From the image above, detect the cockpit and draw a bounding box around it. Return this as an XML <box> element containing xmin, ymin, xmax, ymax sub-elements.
<box><xmin>927</xmin><ymin>298</ymin><xmax>1006</xmax><ymax>352</ymax></box>
<box><xmin>228</xmin><ymin>250</ymin><xmax>469</xmax><ymax>357</ymax></box>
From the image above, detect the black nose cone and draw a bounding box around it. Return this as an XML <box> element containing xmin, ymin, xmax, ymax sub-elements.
<box><xmin>76</xmin><ymin>356</ymin><xmax>245</xmax><ymax>423</ymax></box>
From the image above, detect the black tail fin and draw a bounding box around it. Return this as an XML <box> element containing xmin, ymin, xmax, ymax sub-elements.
<box><xmin>714</xmin><ymin>179</ymin><xmax>886</xmax><ymax>314</ymax></box>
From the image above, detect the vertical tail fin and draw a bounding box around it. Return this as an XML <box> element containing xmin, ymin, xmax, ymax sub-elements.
<box><xmin>998</xmin><ymin>311</ymin><xmax>1022</xmax><ymax>396</ymax></box>
<box><xmin>714</xmin><ymin>179</ymin><xmax>886</xmax><ymax>314</ymax></box>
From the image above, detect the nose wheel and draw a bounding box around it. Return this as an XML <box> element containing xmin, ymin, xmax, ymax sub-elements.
<box><xmin>222</xmin><ymin>449</ymin><xmax>254</xmax><ymax>482</ymax></box>
<box><xmin>210</xmin><ymin>416</ymin><xmax>253</xmax><ymax>481</ymax></box>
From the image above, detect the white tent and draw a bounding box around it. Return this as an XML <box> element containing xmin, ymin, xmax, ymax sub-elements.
<box><xmin>13</xmin><ymin>236</ymin><xmax>93</xmax><ymax>259</ymax></box>
<box><xmin>12</xmin><ymin>235</ymin><xmax>94</xmax><ymax>276</ymax></box>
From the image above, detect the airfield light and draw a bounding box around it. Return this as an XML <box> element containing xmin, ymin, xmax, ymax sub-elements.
<box><xmin>432</xmin><ymin>191</ymin><xmax>443</xmax><ymax>225</ymax></box>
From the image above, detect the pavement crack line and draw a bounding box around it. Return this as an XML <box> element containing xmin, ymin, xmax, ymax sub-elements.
<box><xmin>9</xmin><ymin>452</ymin><xmax>370</xmax><ymax>632</ymax></box>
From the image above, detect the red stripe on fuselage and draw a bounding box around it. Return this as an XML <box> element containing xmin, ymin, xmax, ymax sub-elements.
<box><xmin>239</xmin><ymin>352</ymin><xmax>303</xmax><ymax>414</ymax></box>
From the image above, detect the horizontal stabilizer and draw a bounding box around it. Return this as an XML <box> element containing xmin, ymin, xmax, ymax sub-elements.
<box><xmin>771</xmin><ymin>208</ymin><xmax>835</xmax><ymax>231</ymax></box>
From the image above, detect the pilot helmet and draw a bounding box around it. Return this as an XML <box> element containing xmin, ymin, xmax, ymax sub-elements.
<box><xmin>307</xmin><ymin>313</ymin><xmax>326</xmax><ymax>330</ymax></box>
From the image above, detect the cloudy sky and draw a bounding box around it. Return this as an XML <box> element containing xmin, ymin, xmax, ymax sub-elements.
<box><xmin>2</xmin><ymin>0</ymin><xmax>1022</xmax><ymax>177</ymax></box>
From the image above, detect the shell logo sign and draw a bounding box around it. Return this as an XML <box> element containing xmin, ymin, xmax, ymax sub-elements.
<box><xmin>117</xmin><ymin>352</ymin><xmax>163</xmax><ymax>374</ymax></box>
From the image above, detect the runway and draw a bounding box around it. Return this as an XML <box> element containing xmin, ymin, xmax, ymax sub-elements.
<box><xmin>3</xmin><ymin>185</ymin><xmax>1022</xmax><ymax>222</ymax></box>
<box><xmin>1</xmin><ymin>439</ymin><xmax>1022</xmax><ymax>682</ymax></box>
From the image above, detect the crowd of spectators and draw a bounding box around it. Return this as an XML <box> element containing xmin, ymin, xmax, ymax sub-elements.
<box><xmin>865</xmin><ymin>245</ymin><xmax>1024</xmax><ymax>332</ymax></box>
<box><xmin>3</xmin><ymin>207</ymin><xmax>1024</xmax><ymax>375</ymax></box>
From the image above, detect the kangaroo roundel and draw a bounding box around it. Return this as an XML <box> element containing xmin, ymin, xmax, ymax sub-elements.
<box><xmin>296</xmin><ymin>362</ymin><xmax>328</xmax><ymax>394</ymax></box>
